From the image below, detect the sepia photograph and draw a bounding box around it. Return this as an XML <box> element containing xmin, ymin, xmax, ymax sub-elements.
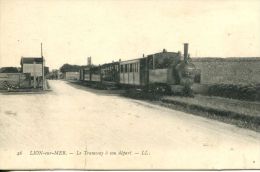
<box><xmin>0</xmin><ymin>0</ymin><xmax>260</xmax><ymax>170</ymax></box>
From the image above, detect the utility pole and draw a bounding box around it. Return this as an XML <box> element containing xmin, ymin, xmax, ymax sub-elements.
<box><xmin>41</xmin><ymin>43</ymin><xmax>45</xmax><ymax>90</ymax></box>
<box><xmin>33</xmin><ymin>60</ymin><xmax>36</xmax><ymax>88</ymax></box>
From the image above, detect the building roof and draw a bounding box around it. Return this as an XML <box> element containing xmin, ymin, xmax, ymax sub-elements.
<box><xmin>20</xmin><ymin>57</ymin><xmax>43</xmax><ymax>65</ymax></box>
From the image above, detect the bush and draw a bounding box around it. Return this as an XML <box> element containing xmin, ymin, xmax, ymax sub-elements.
<box><xmin>208</xmin><ymin>84</ymin><xmax>258</xmax><ymax>101</ymax></box>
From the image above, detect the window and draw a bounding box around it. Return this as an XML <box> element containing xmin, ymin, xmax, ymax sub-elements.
<box><xmin>154</xmin><ymin>55</ymin><xmax>172</xmax><ymax>69</ymax></box>
<box><xmin>125</xmin><ymin>64</ymin><xmax>128</xmax><ymax>72</ymax></box>
<box><xmin>120</xmin><ymin>65</ymin><xmax>123</xmax><ymax>73</ymax></box>
<box><xmin>130</xmin><ymin>64</ymin><xmax>133</xmax><ymax>72</ymax></box>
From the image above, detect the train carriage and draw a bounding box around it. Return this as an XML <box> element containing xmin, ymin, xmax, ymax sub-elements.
<box><xmin>90</xmin><ymin>66</ymin><xmax>101</xmax><ymax>82</ymax></box>
<box><xmin>101</xmin><ymin>62</ymin><xmax>120</xmax><ymax>85</ymax></box>
<box><xmin>119</xmin><ymin>59</ymin><xmax>141</xmax><ymax>86</ymax></box>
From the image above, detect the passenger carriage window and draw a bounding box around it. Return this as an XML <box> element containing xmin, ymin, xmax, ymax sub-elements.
<box><xmin>125</xmin><ymin>64</ymin><xmax>127</xmax><ymax>72</ymax></box>
<box><xmin>130</xmin><ymin>64</ymin><xmax>133</xmax><ymax>72</ymax></box>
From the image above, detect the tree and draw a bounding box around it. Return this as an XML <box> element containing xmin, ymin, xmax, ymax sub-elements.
<box><xmin>59</xmin><ymin>63</ymin><xmax>81</xmax><ymax>73</ymax></box>
<box><xmin>0</xmin><ymin>67</ymin><xmax>19</xmax><ymax>73</ymax></box>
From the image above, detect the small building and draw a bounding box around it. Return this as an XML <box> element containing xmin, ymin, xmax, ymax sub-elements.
<box><xmin>65</xmin><ymin>72</ymin><xmax>79</xmax><ymax>80</ymax></box>
<box><xmin>21</xmin><ymin>57</ymin><xmax>43</xmax><ymax>75</ymax></box>
<box><xmin>20</xmin><ymin>57</ymin><xmax>45</xmax><ymax>88</ymax></box>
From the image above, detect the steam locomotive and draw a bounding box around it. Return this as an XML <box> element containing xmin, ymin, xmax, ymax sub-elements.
<box><xmin>79</xmin><ymin>43</ymin><xmax>200</xmax><ymax>95</ymax></box>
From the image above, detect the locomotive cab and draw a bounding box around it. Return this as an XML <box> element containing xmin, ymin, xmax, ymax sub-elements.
<box><xmin>144</xmin><ymin>50</ymin><xmax>181</xmax><ymax>93</ymax></box>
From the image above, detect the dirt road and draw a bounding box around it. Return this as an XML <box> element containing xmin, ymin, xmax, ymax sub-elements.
<box><xmin>0</xmin><ymin>80</ymin><xmax>259</xmax><ymax>169</ymax></box>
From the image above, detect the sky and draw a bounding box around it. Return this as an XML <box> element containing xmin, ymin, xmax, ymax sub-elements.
<box><xmin>0</xmin><ymin>0</ymin><xmax>260</xmax><ymax>70</ymax></box>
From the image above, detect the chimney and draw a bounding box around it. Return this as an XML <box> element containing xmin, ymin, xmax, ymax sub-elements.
<box><xmin>184</xmin><ymin>43</ymin><xmax>189</xmax><ymax>63</ymax></box>
<box><xmin>87</xmin><ymin>56</ymin><xmax>91</xmax><ymax>66</ymax></box>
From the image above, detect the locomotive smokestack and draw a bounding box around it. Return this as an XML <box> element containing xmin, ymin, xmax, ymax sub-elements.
<box><xmin>184</xmin><ymin>43</ymin><xmax>189</xmax><ymax>63</ymax></box>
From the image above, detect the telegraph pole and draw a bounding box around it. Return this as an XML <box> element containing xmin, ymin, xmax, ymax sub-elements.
<box><xmin>41</xmin><ymin>43</ymin><xmax>45</xmax><ymax>90</ymax></box>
